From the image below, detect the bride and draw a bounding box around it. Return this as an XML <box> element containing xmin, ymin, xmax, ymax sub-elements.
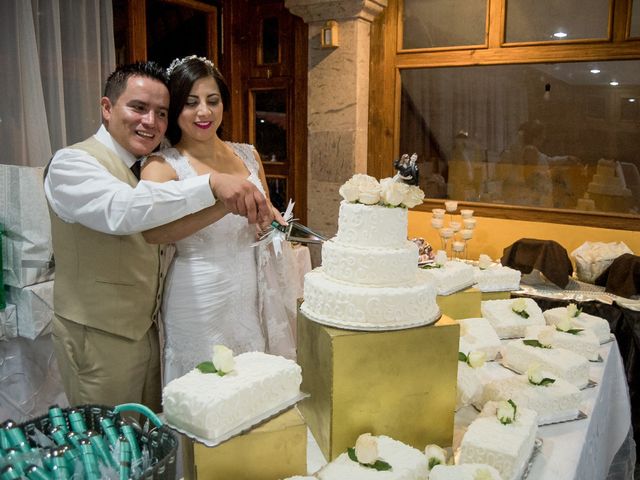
<box><xmin>141</xmin><ymin>56</ymin><xmax>294</xmax><ymax>384</ymax></box>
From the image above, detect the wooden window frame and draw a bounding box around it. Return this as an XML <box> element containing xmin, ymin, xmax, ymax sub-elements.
<box><xmin>368</xmin><ymin>0</ymin><xmax>640</xmax><ymax>231</ymax></box>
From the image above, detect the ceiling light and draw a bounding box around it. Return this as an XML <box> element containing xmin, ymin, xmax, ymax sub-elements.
<box><xmin>553</xmin><ymin>31</ymin><xmax>568</xmax><ymax>38</ymax></box>
<box><xmin>610</xmin><ymin>81</ymin><xmax>619</xmax><ymax>86</ymax></box>
<box><xmin>629</xmin><ymin>98</ymin><xmax>636</xmax><ymax>103</ymax></box>
<box><xmin>590</xmin><ymin>69</ymin><xmax>601</xmax><ymax>74</ymax></box>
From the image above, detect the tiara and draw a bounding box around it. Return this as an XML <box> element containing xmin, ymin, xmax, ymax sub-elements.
<box><xmin>166</xmin><ymin>55</ymin><xmax>215</xmax><ymax>77</ymax></box>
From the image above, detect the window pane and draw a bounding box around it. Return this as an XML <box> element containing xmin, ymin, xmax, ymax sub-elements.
<box><xmin>254</xmin><ymin>89</ymin><xmax>287</xmax><ymax>163</ymax></box>
<box><xmin>631</xmin><ymin>0</ymin><xmax>640</xmax><ymax>37</ymax></box>
<box><xmin>399</xmin><ymin>61</ymin><xmax>640</xmax><ymax>215</ymax></box>
<box><xmin>505</xmin><ymin>0</ymin><xmax>609</xmax><ymax>43</ymax></box>
<box><xmin>402</xmin><ymin>0</ymin><xmax>487</xmax><ymax>49</ymax></box>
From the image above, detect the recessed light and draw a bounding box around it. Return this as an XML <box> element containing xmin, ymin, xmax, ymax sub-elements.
<box><xmin>610</xmin><ymin>81</ymin><xmax>619</xmax><ymax>86</ymax></box>
<box><xmin>590</xmin><ymin>69</ymin><xmax>601</xmax><ymax>74</ymax></box>
<box><xmin>553</xmin><ymin>31</ymin><xmax>568</xmax><ymax>38</ymax></box>
<box><xmin>629</xmin><ymin>98</ymin><xmax>636</xmax><ymax>103</ymax></box>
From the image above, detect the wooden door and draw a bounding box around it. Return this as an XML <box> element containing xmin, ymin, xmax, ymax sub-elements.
<box><xmin>224</xmin><ymin>0</ymin><xmax>308</xmax><ymax>222</ymax></box>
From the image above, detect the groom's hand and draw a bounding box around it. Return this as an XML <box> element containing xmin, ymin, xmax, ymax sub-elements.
<box><xmin>209</xmin><ymin>172</ymin><xmax>272</xmax><ymax>225</ymax></box>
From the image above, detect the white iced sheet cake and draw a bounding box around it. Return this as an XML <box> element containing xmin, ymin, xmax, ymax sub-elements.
<box><xmin>473</xmin><ymin>265</ymin><xmax>521</xmax><ymax>292</ymax></box>
<box><xmin>481</xmin><ymin>298</ymin><xmax>545</xmax><ymax>339</ymax></box>
<box><xmin>301</xmin><ymin>200</ymin><xmax>440</xmax><ymax>329</ymax></box>
<box><xmin>457</xmin><ymin>362</ymin><xmax>484</xmax><ymax>410</ymax></box>
<box><xmin>500</xmin><ymin>340</ymin><xmax>590</xmax><ymax>389</ymax></box>
<box><xmin>422</xmin><ymin>261</ymin><xmax>475</xmax><ymax>295</ymax></box>
<box><xmin>429</xmin><ymin>464</ymin><xmax>503</xmax><ymax>480</ymax></box>
<box><xmin>459</xmin><ymin>318</ymin><xmax>501</xmax><ymax>361</ymax></box>
<box><xmin>479</xmin><ymin>372</ymin><xmax>583</xmax><ymax>425</ymax></box>
<box><xmin>162</xmin><ymin>352</ymin><xmax>302</xmax><ymax>440</ymax></box>
<box><xmin>525</xmin><ymin>325</ymin><xmax>600</xmax><ymax>361</ymax></box>
<box><xmin>543</xmin><ymin>307</ymin><xmax>611</xmax><ymax>344</ymax></box>
<box><xmin>459</xmin><ymin>402</ymin><xmax>538</xmax><ymax>480</ymax></box>
<box><xmin>316</xmin><ymin>435</ymin><xmax>428</xmax><ymax>480</ymax></box>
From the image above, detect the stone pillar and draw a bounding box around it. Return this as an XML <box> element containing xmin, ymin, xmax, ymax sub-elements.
<box><xmin>285</xmin><ymin>0</ymin><xmax>387</xmax><ymax>265</ymax></box>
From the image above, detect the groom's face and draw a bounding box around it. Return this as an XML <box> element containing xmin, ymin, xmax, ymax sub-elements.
<box><xmin>101</xmin><ymin>75</ymin><xmax>170</xmax><ymax>157</ymax></box>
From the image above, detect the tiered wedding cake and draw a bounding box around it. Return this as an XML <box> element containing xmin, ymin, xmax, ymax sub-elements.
<box><xmin>301</xmin><ymin>175</ymin><xmax>441</xmax><ymax>330</ymax></box>
<box><xmin>587</xmin><ymin>159</ymin><xmax>632</xmax><ymax>197</ymax></box>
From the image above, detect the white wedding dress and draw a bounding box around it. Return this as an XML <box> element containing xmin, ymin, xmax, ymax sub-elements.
<box><xmin>147</xmin><ymin>143</ymin><xmax>296</xmax><ymax>385</ymax></box>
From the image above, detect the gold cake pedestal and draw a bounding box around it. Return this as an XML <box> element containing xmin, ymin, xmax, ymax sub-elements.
<box><xmin>437</xmin><ymin>287</ymin><xmax>512</xmax><ymax>319</ymax></box>
<box><xmin>182</xmin><ymin>407</ymin><xmax>307</xmax><ymax>480</ymax></box>
<box><xmin>297</xmin><ymin>310</ymin><xmax>459</xmax><ymax>460</ymax></box>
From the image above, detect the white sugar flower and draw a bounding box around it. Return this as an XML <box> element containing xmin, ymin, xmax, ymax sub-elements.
<box><xmin>474</xmin><ymin>468</ymin><xmax>495</xmax><ymax>480</ymax></box>
<box><xmin>511</xmin><ymin>298</ymin><xmax>527</xmax><ymax>313</ymax></box>
<box><xmin>537</xmin><ymin>326</ymin><xmax>555</xmax><ymax>347</ymax></box>
<box><xmin>496</xmin><ymin>399</ymin><xmax>517</xmax><ymax>425</ymax></box>
<box><xmin>556</xmin><ymin>317</ymin><xmax>573</xmax><ymax>332</ymax></box>
<box><xmin>478</xmin><ymin>254</ymin><xmax>492</xmax><ymax>270</ymax></box>
<box><xmin>526</xmin><ymin>364</ymin><xmax>543</xmax><ymax>385</ymax></box>
<box><xmin>424</xmin><ymin>444</ymin><xmax>447</xmax><ymax>471</ymax></box>
<box><xmin>566</xmin><ymin>303</ymin><xmax>580</xmax><ymax>318</ymax></box>
<box><xmin>467</xmin><ymin>351</ymin><xmax>486</xmax><ymax>369</ymax></box>
<box><xmin>380</xmin><ymin>178</ymin><xmax>408</xmax><ymax>207</ymax></box>
<box><xmin>402</xmin><ymin>185</ymin><xmax>425</xmax><ymax>208</ymax></box>
<box><xmin>339</xmin><ymin>182</ymin><xmax>360</xmax><ymax>202</ymax></box>
<box><xmin>354</xmin><ymin>433</ymin><xmax>378</xmax><ymax>465</ymax></box>
<box><xmin>212</xmin><ymin>345</ymin><xmax>235</xmax><ymax>374</ymax></box>
<box><xmin>435</xmin><ymin>250</ymin><xmax>447</xmax><ymax>266</ymax></box>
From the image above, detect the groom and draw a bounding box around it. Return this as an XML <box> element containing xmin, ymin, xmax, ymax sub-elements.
<box><xmin>44</xmin><ymin>61</ymin><xmax>273</xmax><ymax>412</ymax></box>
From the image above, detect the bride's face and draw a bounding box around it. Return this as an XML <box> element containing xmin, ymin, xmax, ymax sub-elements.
<box><xmin>178</xmin><ymin>76</ymin><xmax>223</xmax><ymax>141</ymax></box>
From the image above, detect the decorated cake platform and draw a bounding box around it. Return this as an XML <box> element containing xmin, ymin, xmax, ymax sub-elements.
<box><xmin>297</xmin><ymin>309</ymin><xmax>459</xmax><ymax>460</ymax></box>
<box><xmin>182</xmin><ymin>407</ymin><xmax>308</xmax><ymax>480</ymax></box>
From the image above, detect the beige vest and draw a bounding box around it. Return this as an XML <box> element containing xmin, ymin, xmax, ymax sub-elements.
<box><xmin>48</xmin><ymin>137</ymin><xmax>166</xmax><ymax>340</ymax></box>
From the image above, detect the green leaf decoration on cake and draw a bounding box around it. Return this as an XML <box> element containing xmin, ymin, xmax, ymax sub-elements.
<box><xmin>523</xmin><ymin>339</ymin><xmax>552</xmax><ymax>349</ymax></box>
<box><xmin>513</xmin><ymin>309</ymin><xmax>529</xmax><ymax>319</ymax></box>
<box><xmin>428</xmin><ymin>457</ymin><xmax>443</xmax><ymax>470</ymax></box>
<box><xmin>556</xmin><ymin>326</ymin><xmax>584</xmax><ymax>335</ymax></box>
<box><xmin>458</xmin><ymin>352</ymin><xmax>468</xmax><ymax>363</ymax></box>
<box><xmin>196</xmin><ymin>361</ymin><xmax>227</xmax><ymax>376</ymax></box>
<box><xmin>347</xmin><ymin>448</ymin><xmax>392</xmax><ymax>472</ymax></box>
<box><xmin>537</xmin><ymin>378</ymin><xmax>556</xmax><ymax>386</ymax></box>
<box><xmin>511</xmin><ymin>298</ymin><xmax>529</xmax><ymax>318</ymax></box>
<box><xmin>420</xmin><ymin>263</ymin><xmax>442</xmax><ymax>269</ymax></box>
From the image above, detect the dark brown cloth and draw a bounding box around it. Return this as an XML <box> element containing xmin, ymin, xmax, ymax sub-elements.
<box><xmin>500</xmin><ymin>238</ymin><xmax>573</xmax><ymax>288</ymax></box>
<box><xmin>595</xmin><ymin>253</ymin><xmax>640</xmax><ymax>299</ymax></box>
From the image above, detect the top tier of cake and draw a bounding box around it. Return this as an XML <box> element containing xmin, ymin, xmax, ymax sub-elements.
<box><xmin>335</xmin><ymin>201</ymin><xmax>408</xmax><ymax>248</ymax></box>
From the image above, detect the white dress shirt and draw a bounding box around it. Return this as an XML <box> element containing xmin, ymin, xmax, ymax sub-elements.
<box><xmin>44</xmin><ymin>125</ymin><xmax>215</xmax><ymax>235</ymax></box>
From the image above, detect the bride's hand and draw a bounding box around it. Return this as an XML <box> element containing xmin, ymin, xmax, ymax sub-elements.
<box><xmin>255</xmin><ymin>204</ymin><xmax>287</xmax><ymax>238</ymax></box>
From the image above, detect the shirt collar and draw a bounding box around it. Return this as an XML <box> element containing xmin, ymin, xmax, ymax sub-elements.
<box><xmin>94</xmin><ymin>125</ymin><xmax>138</xmax><ymax>168</ymax></box>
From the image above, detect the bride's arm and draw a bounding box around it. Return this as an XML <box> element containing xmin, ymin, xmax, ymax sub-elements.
<box><xmin>140</xmin><ymin>156</ymin><xmax>229</xmax><ymax>244</ymax></box>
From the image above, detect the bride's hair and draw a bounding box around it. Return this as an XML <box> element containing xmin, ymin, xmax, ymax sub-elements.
<box><xmin>166</xmin><ymin>56</ymin><xmax>230</xmax><ymax>145</ymax></box>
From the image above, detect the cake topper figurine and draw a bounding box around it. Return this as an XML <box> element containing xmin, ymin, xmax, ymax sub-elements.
<box><xmin>393</xmin><ymin>153</ymin><xmax>419</xmax><ymax>186</ymax></box>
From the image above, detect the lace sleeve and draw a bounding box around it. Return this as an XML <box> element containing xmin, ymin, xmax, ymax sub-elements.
<box><xmin>230</xmin><ymin>142</ymin><xmax>261</xmax><ymax>178</ymax></box>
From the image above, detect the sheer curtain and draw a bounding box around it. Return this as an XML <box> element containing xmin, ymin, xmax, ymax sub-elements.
<box><xmin>0</xmin><ymin>0</ymin><xmax>115</xmax><ymax>167</ymax></box>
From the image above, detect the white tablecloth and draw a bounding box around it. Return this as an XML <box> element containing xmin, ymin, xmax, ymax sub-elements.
<box><xmin>307</xmin><ymin>339</ymin><xmax>632</xmax><ymax>479</ymax></box>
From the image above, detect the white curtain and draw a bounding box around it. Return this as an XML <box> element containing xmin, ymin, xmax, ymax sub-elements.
<box><xmin>0</xmin><ymin>0</ymin><xmax>115</xmax><ymax>167</ymax></box>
